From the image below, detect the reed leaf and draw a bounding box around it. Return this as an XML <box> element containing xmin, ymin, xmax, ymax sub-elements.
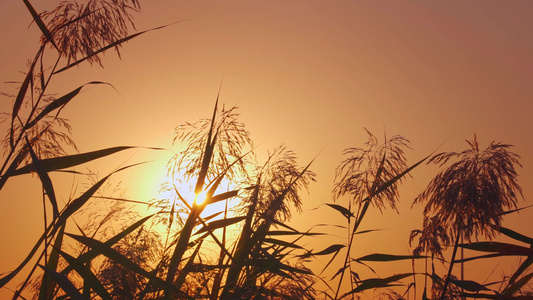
<box><xmin>194</xmin><ymin>216</ymin><xmax>246</xmax><ymax>235</ymax></box>
<box><xmin>341</xmin><ymin>273</ymin><xmax>413</xmax><ymax>298</ymax></box>
<box><xmin>38</xmin><ymin>265</ymin><xmax>83</xmax><ymax>300</ymax></box>
<box><xmin>263</xmin><ymin>238</ymin><xmax>304</xmax><ymax>249</ymax></box>
<box><xmin>23</xmin><ymin>0</ymin><xmax>58</xmax><ymax>48</ymax></box>
<box><xmin>449</xmin><ymin>279</ymin><xmax>491</xmax><ymax>292</ymax></box>
<box><xmin>57</xmin><ymin>249</ymin><xmax>111</xmax><ymax>300</ymax></box>
<box><xmin>175</xmin><ymin>240</ymin><xmax>204</xmax><ymax>290</ymax></box>
<box><xmin>53</xmin><ymin>22</ymin><xmax>183</xmax><ymax>74</ymax></box>
<box><xmin>205</xmin><ymin>190</ymin><xmax>239</xmax><ymax>206</ymax></box>
<box><xmin>24</xmin><ymin>82</ymin><xmax>111</xmax><ymax>130</ymax></box>
<box><xmin>63</xmin><ymin>214</ymin><xmax>154</xmax><ymax>273</ymax></box>
<box><xmin>267</xmin><ymin>230</ymin><xmax>324</xmax><ymax>236</ymax></box>
<box><xmin>302</xmin><ymin>244</ymin><xmax>345</xmax><ymax>258</ymax></box>
<box><xmin>459</xmin><ymin>241</ymin><xmax>533</xmax><ymax>256</ymax></box>
<box><xmin>27</xmin><ymin>138</ymin><xmax>59</xmax><ymax>217</ymax></box>
<box><xmin>354</xmin><ymin>253</ymin><xmax>426</xmax><ymax>262</ymax></box>
<box><xmin>9</xmin><ymin>146</ymin><xmax>159</xmax><ymax>176</ymax></box>
<box><xmin>502</xmin><ymin>271</ymin><xmax>533</xmax><ymax>296</ymax></box>
<box><xmin>505</xmin><ymin>256</ymin><xmax>533</xmax><ymax>292</ymax></box>
<box><xmin>326</xmin><ymin>203</ymin><xmax>354</xmax><ymax>220</ymax></box>
<box><xmin>65</xmin><ymin>232</ymin><xmax>187</xmax><ymax>298</ymax></box>
<box><xmin>10</xmin><ymin>49</ymin><xmax>39</xmax><ymax>148</ymax></box>
<box><xmin>38</xmin><ymin>224</ymin><xmax>65</xmax><ymax>300</ymax></box>
<box><xmin>499</xmin><ymin>227</ymin><xmax>533</xmax><ymax>245</ymax></box>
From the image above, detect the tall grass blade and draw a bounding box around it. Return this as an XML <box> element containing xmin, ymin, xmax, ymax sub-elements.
<box><xmin>53</xmin><ymin>162</ymin><xmax>144</xmax><ymax>234</ymax></box>
<box><xmin>22</xmin><ymin>0</ymin><xmax>58</xmax><ymax>49</ymax></box>
<box><xmin>449</xmin><ymin>279</ymin><xmax>490</xmax><ymax>292</ymax></box>
<box><xmin>38</xmin><ymin>265</ymin><xmax>83</xmax><ymax>300</ymax></box>
<box><xmin>326</xmin><ymin>203</ymin><xmax>354</xmax><ymax>220</ymax></box>
<box><xmin>505</xmin><ymin>256</ymin><xmax>533</xmax><ymax>291</ymax></box>
<box><xmin>341</xmin><ymin>273</ymin><xmax>413</xmax><ymax>297</ymax></box>
<box><xmin>10</xmin><ymin>50</ymin><xmax>39</xmax><ymax>148</ymax></box>
<box><xmin>27</xmin><ymin>138</ymin><xmax>59</xmax><ymax>217</ymax></box>
<box><xmin>354</xmin><ymin>253</ymin><xmax>426</xmax><ymax>262</ymax></box>
<box><xmin>205</xmin><ymin>190</ymin><xmax>239</xmax><ymax>206</ymax></box>
<box><xmin>65</xmin><ymin>232</ymin><xmax>188</xmax><ymax>298</ymax></box>
<box><xmin>57</xmin><ymin>249</ymin><xmax>111</xmax><ymax>300</ymax></box>
<box><xmin>267</xmin><ymin>230</ymin><xmax>324</xmax><ymax>237</ymax></box>
<box><xmin>263</xmin><ymin>238</ymin><xmax>304</xmax><ymax>249</ymax></box>
<box><xmin>24</xmin><ymin>82</ymin><xmax>111</xmax><ymax>130</ymax></box>
<box><xmin>174</xmin><ymin>240</ymin><xmax>204</xmax><ymax>290</ymax></box>
<box><xmin>194</xmin><ymin>216</ymin><xmax>246</xmax><ymax>235</ymax></box>
<box><xmin>9</xmin><ymin>146</ymin><xmax>159</xmax><ymax>176</ymax></box>
<box><xmin>502</xmin><ymin>271</ymin><xmax>533</xmax><ymax>296</ymax></box>
<box><xmin>53</xmin><ymin>22</ymin><xmax>185</xmax><ymax>74</ymax></box>
<box><xmin>1</xmin><ymin>163</ymin><xmax>143</xmax><ymax>288</ymax></box>
<box><xmin>459</xmin><ymin>241</ymin><xmax>533</xmax><ymax>256</ymax></box>
<box><xmin>195</xmin><ymin>97</ymin><xmax>218</xmax><ymax>195</ymax></box>
<box><xmin>38</xmin><ymin>224</ymin><xmax>65</xmax><ymax>300</ymax></box>
<box><xmin>302</xmin><ymin>244</ymin><xmax>345</xmax><ymax>258</ymax></box>
<box><xmin>499</xmin><ymin>227</ymin><xmax>533</xmax><ymax>245</ymax></box>
<box><xmin>62</xmin><ymin>214</ymin><xmax>154</xmax><ymax>273</ymax></box>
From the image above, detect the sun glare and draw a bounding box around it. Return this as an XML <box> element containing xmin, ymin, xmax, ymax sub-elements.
<box><xmin>195</xmin><ymin>190</ymin><xmax>208</xmax><ymax>205</ymax></box>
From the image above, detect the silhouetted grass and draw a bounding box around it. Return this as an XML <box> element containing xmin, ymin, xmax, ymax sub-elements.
<box><xmin>2</xmin><ymin>1</ymin><xmax>533</xmax><ymax>299</ymax></box>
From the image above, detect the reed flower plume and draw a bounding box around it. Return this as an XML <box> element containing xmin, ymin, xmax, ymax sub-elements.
<box><xmin>40</xmin><ymin>0</ymin><xmax>141</xmax><ymax>66</ymax></box>
<box><xmin>248</xmin><ymin>145</ymin><xmax>316</xmax><ymax>223</ymax></box>
<box><xmin>414</xmin><ymin>134</ymin><xmax>523</xmax><ymax>241</ymax></box>
<box><xmin>333</xmin><ymin>128</ymin><xmax>411</xmax><ymax>212</ymax></box>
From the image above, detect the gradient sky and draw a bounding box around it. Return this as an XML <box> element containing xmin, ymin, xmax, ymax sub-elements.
<box><xmin>1</xmin><ymin>0</ymin><xmax>533</xmax><ymax>298</ymax></box>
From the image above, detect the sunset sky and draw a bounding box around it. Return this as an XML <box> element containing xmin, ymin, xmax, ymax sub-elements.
<box><xmin>1</xmin><ymin>0</ymin><xmax>533</xmax><ymax>298</ymax></box>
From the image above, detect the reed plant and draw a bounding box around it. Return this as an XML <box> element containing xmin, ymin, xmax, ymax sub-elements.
<box><xmin>2</xmin><ymin>1</ymin><xmax>533</xmax><ymax>299</ymax></box>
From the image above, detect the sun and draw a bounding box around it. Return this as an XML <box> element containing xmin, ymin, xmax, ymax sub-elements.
<box><xmin>195</xmin><ymin>190</ymin><xmax>208</xmax><ymax>205</ymax></box>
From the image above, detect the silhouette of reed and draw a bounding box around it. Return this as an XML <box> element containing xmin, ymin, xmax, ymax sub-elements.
<box><xmin>2</xmin><ymin>1</ymin><xmax>533</xmax><ymax>299</ymax></box>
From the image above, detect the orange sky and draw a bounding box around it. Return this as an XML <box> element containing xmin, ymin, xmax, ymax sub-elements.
<box><xmin>1</xmin><ymin>0</ymin><xmax>533</xmax><ymax>298</ymax></box>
